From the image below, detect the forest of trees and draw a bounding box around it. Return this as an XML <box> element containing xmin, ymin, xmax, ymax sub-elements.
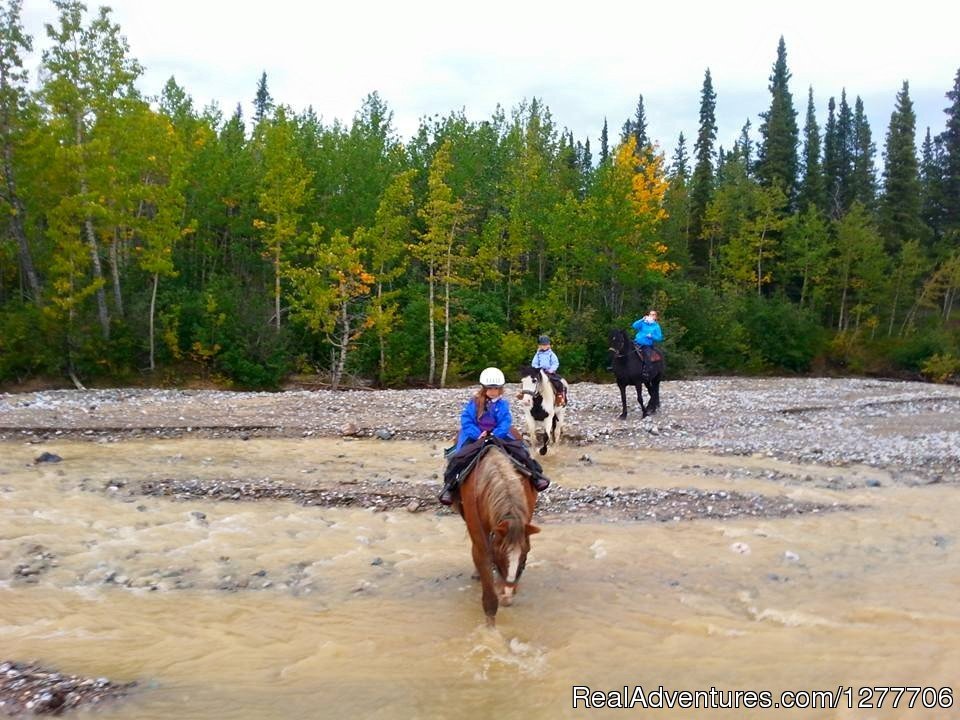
<box><xmin>1</xmin><ymin>1</ymin><xmax>958</xmax><ymax>389</ymax></box>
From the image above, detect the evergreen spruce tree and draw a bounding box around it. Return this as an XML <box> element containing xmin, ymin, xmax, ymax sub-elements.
<box><xmin>253</xmin><ymin>71</ymin><xmax>273</xmax><ymax>125</ymax></box>
<box><xmin>736</xmin><ymin>119</ymin><xmax>753</xmax><ymax>171</ymax></box>
<box><xmin>599</xmin><ymin>117</ymin><xmax>609</xmax><ymax>165</ymax></box>
<box><xmin>823</xmin><ymin>92</ymin><xmax>857</xmax><ymax>218</ymax></box>
<box><xmin>621</xmin><ymin>94</ymin><xmax>650</xmax><ymax>156</ymax></box>
<box><xmin>581</xmin><ymin>138</ymin><xmax>592</xmax><ymax>171</ymax></box>
<box><xmin>940</xmin><ymin>67</ymin><xmax>960</xmax><ymax>235</ymax></box>
<box><xmin>798</xmin><ymin>87</ymin><xmax>826</xmax><ymax>213</ymax></box>
<box><xmin>836</xmin><ymin>91</ymin><xmax>854</xmax><ymax>211</ymax></box>
<box><xmin>671</xmin><ymin>132</ymin><xmax>690</xmax><ymax>180</ymax></box>
<box><xmin>689</xmin><ymin>68</ymin><xmax>717</xmax><ymax>269</ymax></box>
<box><xmin>919</xmin><ymin>127</ymin><xmax>945</xmax><ymax>242</ymax></box>
<box><xmin>850</xmin><ymin>96</ymin><xmax>876</xmax><ymax>211</ymax></box>
<box><xmin>756</xmin><ymin>37</ymin><xmax>799</xmax><ymax>205</ymax></box>
<box><xmin>880</xmin><ymin>81</ymin><xmax>923</xmax><ymax>252</ymax></box>
<box><xmin>823</xmin><ymin>96</ymin><xmax>840</xmax><ymax>217</ymax></box>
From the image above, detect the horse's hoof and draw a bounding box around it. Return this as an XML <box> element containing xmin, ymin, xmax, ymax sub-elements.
<box><xmin>538</xmin><ymin>446</ymin><xmax>547</xmax><ymax>456</ymax></box>
<box><xmin>485</xmin><ymin>615</ymin><xmax>496</xmax><ymax>628</ymax></box>
<box><xmin>618</xmin><ymin>414</ymin><xmax>627</xmax><ymax>420</ymax></box>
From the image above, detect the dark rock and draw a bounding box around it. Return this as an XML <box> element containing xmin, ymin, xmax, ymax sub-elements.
<box><xmin>34</xmin><ymin>452</ymin><xmax>62</xmax><ymax>464</ymax></box>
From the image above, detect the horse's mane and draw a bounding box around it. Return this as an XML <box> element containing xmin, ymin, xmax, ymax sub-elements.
<box><xmin>474</xmin><ymin>448</ymin><xmax>530</xmax><ymax>544</ymax></box>
<box><xmin>519</xmin><ymin>365</ymin><xmax>539</xmax><ymax>379</ymax></box>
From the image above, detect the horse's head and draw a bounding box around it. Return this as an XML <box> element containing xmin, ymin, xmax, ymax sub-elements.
<box><xmin>608</xmin><ymin>328</ymin><xmax>629</xmax><ymax>356</ymax></box>
<box><xmin>491</xmin><ymin>517</ymin><xmax>540</xmax><ymax>605</ymax></box>
<box><xmin>518</xmin><ymin>365</ymin><xmax>540</xmax><ymax>408</ymax></box>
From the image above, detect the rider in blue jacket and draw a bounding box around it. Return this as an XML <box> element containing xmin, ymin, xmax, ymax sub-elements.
<box><xmin>439</xmin><ymin>367</ymin><xmax>550</xmax><ymax>505</ymax></box>
<box><xmin>632</xmin><ymin>310</ymin><xmax>663</xmax><ymax>362</ymax></box>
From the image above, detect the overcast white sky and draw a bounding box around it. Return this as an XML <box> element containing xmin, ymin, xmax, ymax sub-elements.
<box><xmin>22</xmin><ymin>0</ymin><xmax>960</xmax><ymax>160</ymax></box>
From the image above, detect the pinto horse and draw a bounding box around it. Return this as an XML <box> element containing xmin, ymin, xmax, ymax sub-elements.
<box><xmin>518</xmin><ymin>366</ymin><xmax>567</xmax><ymax>456</ymax></box>
<box><xmin>608</xmin><ymin>328</ymin><xmax>663</xmax><ymax>419</ymax></box>
<box><xmin>454</xmin><ymin>444</ymin><xmax>540</xmax><ymax>627</ymax></box>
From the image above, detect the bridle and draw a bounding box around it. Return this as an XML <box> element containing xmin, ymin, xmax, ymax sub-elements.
<box><xmin>608</xmin><ymin>331</ymin><xmax>628</xmax><ymax>358</ymax></box>
<box><xmin>520</xmin><ymin>373</ymin><xmax>541</xmax><ymax>400</ymax></box>
<box><xmin>609</xmin><ymin>331</ymin><xmax>646</xmax><ymax>367</ymax></box>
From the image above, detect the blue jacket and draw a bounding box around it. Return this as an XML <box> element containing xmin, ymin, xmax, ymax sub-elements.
<box><xmin>455</xmin><ymin>395</ymin><xmax>514</xmax><ymax>451</ymax></box>
<box><xmin>632</xmin><ymin>317</ymin><xmax>663</xmax><ymax>347</ymax></box>
<box><xmin>531</xmin><ymin>348</ymin><xmax>559</xmax><ymax>373</ymax></box>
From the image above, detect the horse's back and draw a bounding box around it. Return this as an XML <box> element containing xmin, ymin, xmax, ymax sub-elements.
<box><xmin>462</xmin><ymin>446</ymin><xmax>534</xmax><ymax>523</ymax></box>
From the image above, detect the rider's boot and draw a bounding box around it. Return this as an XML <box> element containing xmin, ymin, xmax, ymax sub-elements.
<box><xmin>531</xmin><ymin>474</ymin><xmax>550</xmax><ymax>492</ymax></box>
<box><xmin>438</xmin><ymin>470</ymin><xmax>459</xmax><ymax>506</ymax></box>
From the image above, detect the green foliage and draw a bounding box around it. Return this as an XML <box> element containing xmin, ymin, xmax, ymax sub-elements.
<box><xmin>739</xmin><ymin>294</ymin><xmax>826</xmax><ymax>371</ymax></box>
<box><xmin>885</xmin><ymin>329</ymin><xmax>956</xmax><ymax>372</ymax></box>
<box><xmin>2</xmin><ymin>16</ymin><xmax>959</xmax><ymax>389</ymax></box>
<box><xmin>756</xmin><ymin>37</ymin><xmax>800</xmax><ymax>203</ymax></box>
<box><xmin>665</xmin><ymin>283</ymin><xmax>745</xmax><ymax>372</ymax></box>
<box><xmin>0</xmin><ymin>303</ymin><xmax>55</xmax><ymax>380</ymax></box>
<box><xmin>171</xmin><ymin>276</ymin><xmax>289</xmax><ymax>388</ymax></box>
<box><xmin>921</xmin><ymin>353</ymin><xmax>960</xmax><ymax>383</ymax></box>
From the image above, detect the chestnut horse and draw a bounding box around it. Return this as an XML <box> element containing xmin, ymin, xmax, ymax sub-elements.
<box><xmin>454</xmin><ymin>445</ymin><xmax>540</xmax><ymax>627</ymax></box>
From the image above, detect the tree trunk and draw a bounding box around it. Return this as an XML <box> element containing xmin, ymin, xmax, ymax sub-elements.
<box><xmin>110</xmin><ymin>230</ymin><xmax>124</xmax><ymax>317</ymax></box>
<box><xmin>84</xmin><ymin>211</ymin><xmax>110</xmax><ymax>340</ymax></box>
<box><xmin>799</xmin><ymin>257</ymin><xmax>809</xmax><ymax>308</ymax></box>
<box><xmin>149</xmin><ymin>271</ymin><xmax>158</xmax><ymax>371</ymax></box>
<box><xmin>274</xmin><ymin>248</ymin><xmax>281</xmax><ymax>330</ymax></box>
<box><xmin>888</xmin><ymin>266</ymin><xmax>903</xmax><ymax>337</ymax></box>
<box><xmin>76</xmin><ymin>110</ymin><xmax>110</xmax><ymax>339</ymax></box>
<box><xmin>427</xmin><ymin>267</ymin><xmax>436</xmax><ymax>386</ymax></box>
<box><xmin>2</xmin><ymin>151</ymin><xmax>41</xmax><ymax>303</ymax></box>
<box><xmin>333</xmin><ymin>301</ymin><xmax>350</xmax><ymax>390</ymax></box>
<box><xmin>376</xmin><ymin>282</ymin><xmax>386</xmax><ymax>385</ymax></box>
<box><xmin>838</xmin><ymin>267</ymin><xmax>849</xmax><ymax>332</ymax></box>
<box><xmin>441</xmin><ymin>254</ymin><xmax>451</xmax><ymax>389</ymax></box>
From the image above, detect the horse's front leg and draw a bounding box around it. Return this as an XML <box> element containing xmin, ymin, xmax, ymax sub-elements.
<box><xmin>618</xmin><ymin>383</ymin><xmax>628</xmax><ymax>419</ymax></box>
<box><xmin>539</xmin><ymin>410</ymin><xmax>551</xmax><ymax>455</ymax></box>
<box><xmin>552</xmin><ymin>407</ymin><xmax>563</xmax><ymax>445</ymax></box>
<box><xmin>471</xmin><ymin>540</ymin><xmax>499</xmax><ymax>626</ymax></box>
<box><xmin>524</xmin><ymin>411</ymin><xmax>537</xmax><ymax>449</ymax></box>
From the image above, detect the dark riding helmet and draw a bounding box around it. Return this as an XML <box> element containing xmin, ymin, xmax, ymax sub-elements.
<box><xmin>537</xmin><ymin>335</ymin><xmax>551</xmax><ymax>345</ymax></box>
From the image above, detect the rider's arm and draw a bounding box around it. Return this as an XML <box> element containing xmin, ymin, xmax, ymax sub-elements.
<box><xmin>547</xmin><ymin>350</ymin><xmax>559</xmax><ymax>373</ymax></box>
<box><xmin>650</xmin><ymin>323</ymin><xmax>663</xmax><ymax>343</ymax></box>
<box><xmin>491</xmin><ymin>398</ymin><xmax>514</xmax><ymax>440</ymax></box>
<box><xmin>456</xmin><ymin>398</ymin><xmax>481</xmax><ymax>449</ymax></box>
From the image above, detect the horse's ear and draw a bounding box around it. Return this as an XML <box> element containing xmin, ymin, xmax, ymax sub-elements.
<box><xmin>494</xmin><ymin>520</ymin><xmax>510</xmax><ymax>539</ymax></box>
<box><xmin>525</xmin><ymin>523</ymin><xmax>541</xmax><ymax>536</ymax></box>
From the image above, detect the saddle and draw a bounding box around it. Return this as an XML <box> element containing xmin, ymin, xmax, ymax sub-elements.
<box><xmin>447</xmin><ymin>436</ymin><xmax>536</xmax><ymax>481</ymax></box>
<box><xmin>634</xmin><ymin>345</ymin><xmax>662</xmax><ymax>364</ymax></box>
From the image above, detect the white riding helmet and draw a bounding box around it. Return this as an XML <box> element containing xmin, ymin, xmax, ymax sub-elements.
<box><xmin>479</xmin><ymin>367</ymin><xmax>506</xmax><ymax>388</ymax></box>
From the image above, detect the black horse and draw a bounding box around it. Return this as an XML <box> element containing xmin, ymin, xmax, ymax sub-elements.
<box><xmin>607</xmin><ymin>328</ymin><xmax>663</xmax><ymax>419</ymax></box>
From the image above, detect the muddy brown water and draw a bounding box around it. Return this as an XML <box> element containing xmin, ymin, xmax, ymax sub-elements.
<box><xmin>1</xmin><ymin>437</ymin><xmax>957</xmax><ymax>719</ymax></box>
